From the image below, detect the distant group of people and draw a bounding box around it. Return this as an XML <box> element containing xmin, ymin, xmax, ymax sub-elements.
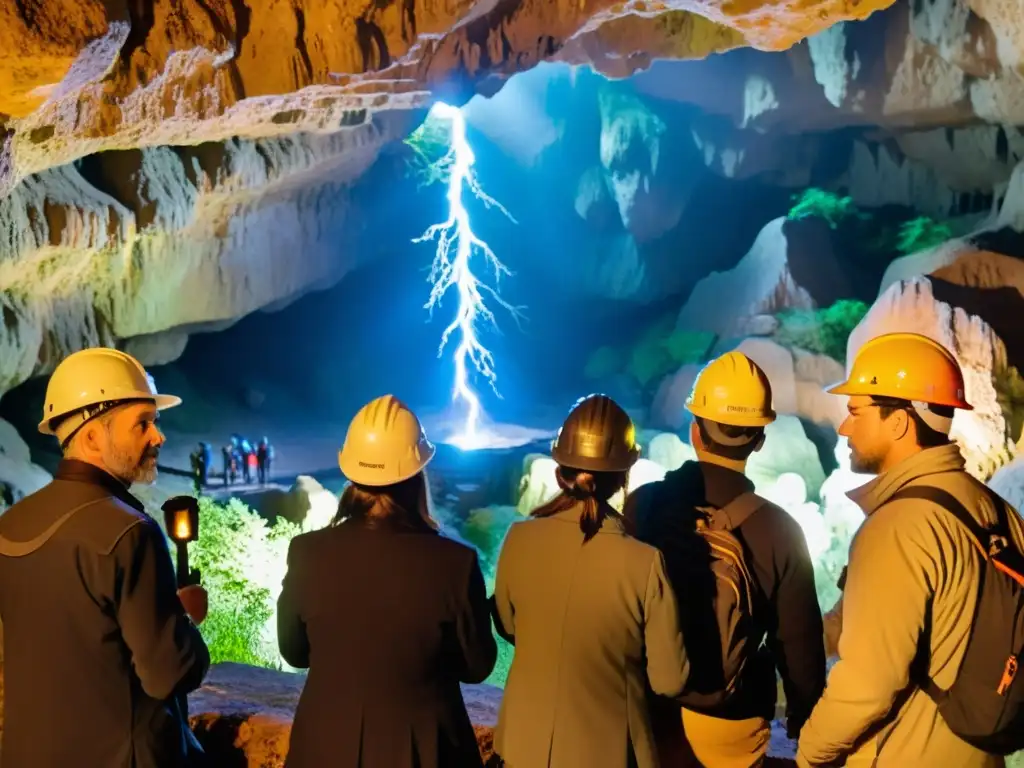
<box><xmin>1</xmin><ymin>333</ymin><xmax>1023</xmax><ymax>768</ymax></box>
<box><xmin>189</xmin><ymin>434</ymin><xmax>275</xmax><ymax>488</ymax></box>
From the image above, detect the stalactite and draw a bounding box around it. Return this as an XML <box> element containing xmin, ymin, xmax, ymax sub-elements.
<box><xmin>0</xmin><ymin>115</ymin><xmax>406</xmax><ymax>396</ymax></box>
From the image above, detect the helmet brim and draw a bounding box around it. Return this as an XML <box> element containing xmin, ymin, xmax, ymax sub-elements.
<box><xmin>155</xmin><ymin>394</ymin><xmax>182</xmax><ymax>410</ymax></box>
<box><xmin>339</xmin><ymin>440</ymin><xmax>437</xmax><ymax>487</ymax></box>
<box><xmin>38</xmin><ymin>392</ymin><xmax>182</xmax><ymax>436</ymax></box>
<box><xmin>685</xmin><ymin>400</ymin><xmax>776</xmax><ymax>428</ymax></box>
<box><xmin>825</xmin><ymin>380</ymin><xmax>974</xmax><ymax>410</ymax></box>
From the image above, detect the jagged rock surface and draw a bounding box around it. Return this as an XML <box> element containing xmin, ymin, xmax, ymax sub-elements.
<box><xmin>0</xmin><ymin>0</ymin><xmax>896</xmax><ymax>193</ymax></box>
<box><xmin>0</xmin><ymin>114</ymin><xmax>407</xmax><ymax>395</ymax></box>
<box><xmin>675</xmin><ymin>218</ymin><xmax>814</xmax><ymax>338</ymax></box>
<box><xmin>630</xmin><ymin>1</ymin><xmax>1024</xmax><ymax>215</ymax></box>
<box><xmin>0</xmin><ymin>418</ymin><xmax>51</xmax><ymax>513</ymax></box>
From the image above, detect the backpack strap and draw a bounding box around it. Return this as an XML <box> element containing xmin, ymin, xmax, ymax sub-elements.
<box><xmin>886</xmin><ymin>483</ymin><xmax>1009</xmax><ymax>704</ymax></box>
<box><xmin>706</xmin><ymin>491</ymin><xmax>766</xmax><ymax>532</ymax></box>
<box><xmin>0</xmin><ymin>497</ymin><xmax>112</xmax><ymax>558</ymax></box>
<box><xmin>889</xmin><ymin>485</ymin><xmax>995</xmax><ymax>558</ymax></box>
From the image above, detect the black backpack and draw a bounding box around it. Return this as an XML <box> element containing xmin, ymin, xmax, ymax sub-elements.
<box><xmin>641</xmin><ymin>483</ymin><xmax>768</xmax><ymax>711</ymax></box>
<box><xmin>891</xmin><ymin>484</ymin><xmax>1024</xmax><ymax>755</ymax></box>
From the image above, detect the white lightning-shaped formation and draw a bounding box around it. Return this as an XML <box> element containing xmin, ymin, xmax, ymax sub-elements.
<box><xmin>413</xmin><ymin>102</ymin><xmax>519</xmax><ymax>450</ymax></box>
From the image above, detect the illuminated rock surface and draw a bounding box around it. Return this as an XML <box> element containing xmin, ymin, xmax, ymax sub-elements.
<box><xmin>0</xmin><ymin>418</ymin><xmax>51</xmax><ymax>514</ymax></box>
<box><xmin>181</xmin><ymin>662</ymin><xmax>802</xmax><ymax>766</ymax></box>
<box><xmin>0</xmin><ymin>0</ymin><xmax>904</xmax><ymax>400</ymax></box>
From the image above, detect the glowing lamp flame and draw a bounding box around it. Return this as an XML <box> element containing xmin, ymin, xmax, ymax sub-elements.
<box><xmin>173</xmin><ymin>512</ymin><xmax>192</xmax><ymax>541</ymax></box>
<box><xmin>413</xmin><ymin>101</ymin><xmax>520</xmax><ymax>450</ymax></box>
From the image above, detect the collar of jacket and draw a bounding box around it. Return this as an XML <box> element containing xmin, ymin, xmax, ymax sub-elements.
<box><xmin>550</xmin><ymin>503</ymin><xmax>628</xmax><ymax>534</ymax></box>
<box><xmin>55</xmin><ymin>459</ymin><xmax>146</xmax><ymax>513</ymax></box>
<box><xmin>665</xmin><ymin>460</ymin><xmax>754</xmax><ymax>509</ymax></box>
<box><xmin>846</xmin><ymin>443</ymin><xmax>966</xmax><ymax>517</ymax></box>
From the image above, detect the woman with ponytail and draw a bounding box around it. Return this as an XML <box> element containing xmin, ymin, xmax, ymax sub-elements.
<box><xmin>491</xmin><ymin>394</ymin><xmax>690</xmax><ymax>767</ymax></box>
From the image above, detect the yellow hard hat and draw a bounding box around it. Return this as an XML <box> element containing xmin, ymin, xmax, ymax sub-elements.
<box><xmin>828</xmin><ymin>332</ymin><xmax>972</xmax><ymax>409</ymax></box>
<box><xmin>685</xmin><ymin>351</ymin><xmax>776</xmax><ymax>428</ymax></box>
<box><xmin>39</xmin><ymin>348</ymin><xmax>181</xmax><ymax>438</ymax></box>
<box><xmin>338</xmin><ymin>395</ymin><xmax>436</xmax><ymax>486</ymax></box>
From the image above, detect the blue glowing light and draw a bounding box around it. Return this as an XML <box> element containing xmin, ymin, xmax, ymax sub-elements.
<box><xmin>413</xmin><ymin>102</ymin><xmax>519</xmax><ymax>449</ymax></box>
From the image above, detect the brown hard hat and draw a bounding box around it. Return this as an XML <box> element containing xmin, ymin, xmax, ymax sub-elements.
<box><xmin>551</xmin><ymin>394</ymin><xmax>640</xmax><ymax>473</ymax></box>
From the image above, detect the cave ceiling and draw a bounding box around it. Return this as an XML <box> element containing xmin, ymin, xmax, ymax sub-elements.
<box><xmin>4</xmin><ymin>0</ymin><xmax>1024</xmax><ymax>397</ymax></box>
<box><xmin>0</xmin><ymin>0</ymin><xmax>897</xmax><ymax>191</ymax></box>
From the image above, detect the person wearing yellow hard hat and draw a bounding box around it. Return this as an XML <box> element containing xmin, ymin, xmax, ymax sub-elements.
<box><xmin>625</xmin><ymin>351</ymin><xmax>826</xmax><ymax>768</ymax></box>
<box><xmin>491</xmin><ymin>394</ymin><xmax>690</xmax><ymax>768</ymax></box>
<box><xmin>0</xmin><ymin>347</ymin><xmax>210</xmax><ymax>768</ymax></box>
<box><xmin>276</xmin><ymin>394</ymin><xmax>496</xmax><ymax>768</ymax></box>
<box><xmin>797</xmin><ymin>333</ymin><xmax>1024</xmax><ymax>768</ymax></box>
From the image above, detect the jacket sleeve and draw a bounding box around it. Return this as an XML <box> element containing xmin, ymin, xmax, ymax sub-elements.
<box><xmin>491</xmin><ymin>524</ymin><xmax>516</xmax><ymax>645</ymax></box>
<box><xmin>767</xmin><ymin>516</ymin><xmax>827</xmax><ymax>736</ymax></box>
<box><xmin>114</xmin><ymin>519</ymin><xmax>210</xmax><ymax>700</ymax></box>
<box><xmin>643</xmin><ymin>550</ymin><xmax>690</xmax><ymax>697</ymax></box>
<box><xmin>797</xmin><ymin>502</ymin><xmax>938</xmax><ymax>766</ymax></box>
<box><xmin>277</xmin><ymin>537</ymin><xmax>310</xmax><ymax>668</ymax></box>
<box><xmin>453</xmin><ymin>549</ymin><xmax>498</xmax><ymax>684</ymax></box>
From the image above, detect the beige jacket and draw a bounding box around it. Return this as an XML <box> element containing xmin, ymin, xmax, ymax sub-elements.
<box><xmin>797</xmin><ymin>444</ymin><xmax>1024</xmax><ymax>768</ymax></box>
<box><xmin>492</xmin><ymin>506</ymin><xmax>690</xmax><ymax>768</ymax></box>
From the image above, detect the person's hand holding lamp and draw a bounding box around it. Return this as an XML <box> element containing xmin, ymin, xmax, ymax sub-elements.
<box><xmin>162</xmin><ymin>496</ymin><xmax>208</xmax><ymax>626</ymax></box>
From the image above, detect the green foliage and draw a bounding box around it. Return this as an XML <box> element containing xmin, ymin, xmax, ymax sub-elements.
<box><xmin>774</xmin><ymin>299</ymin><xmax>869</xmax><ymax>362</ymax></box>
<box><xmin>583</xmin><ymin>346</ymin><xmax>624</xmax><ymax>381</ymax></box>
<box><xmin>787</xmin><ymin>189</ymin><xmax>860</xmax><ymax>229</ymax></box>
<box><xmin>896</xmin><ymin>216</ymin><xmax>953</xmax><ymax>255</ymax></box>
<box><xmin>187</xmin><ymin>496</ymin><xmax>300</xmax><ymax>668</ymax></box>
<box><xmin>403</xmin><ymin>113</ymin><xmax>453</xmax><ymax>187</ymax></box>
<box><xmin>627</xmin><ymin>326</ymin><xmax>715</xmax><ymax>389</ymax></box>
<box><xmin>583</xmin><ymin>314</ymin><xmax>715</xmax><ymax>392</ymax></box>
<box><xmin>462</xmin><ymin>506</ymin><xmax>520</xmax><ymax>688</ymax></box>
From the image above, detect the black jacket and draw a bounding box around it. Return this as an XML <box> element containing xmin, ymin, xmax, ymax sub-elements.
<box><xmin>625</xmin><ymin>460</ymin><xmax>826</xmax><ymax>732</ymax></box>
<box><xmin>277</xmin><ymin>517</ymin><xmax>497</xmax><ymax>768</ymax></box>
<box><xmin>0</xmin><ymin>460</ymin><xmax>210</xmax><ymax>768</ymax></box>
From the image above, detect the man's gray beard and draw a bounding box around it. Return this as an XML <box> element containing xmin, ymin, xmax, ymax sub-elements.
<box><xmin>131</xmin><ymin>458</ymin><xmax>159</xmax><ymax>486</ymax></box>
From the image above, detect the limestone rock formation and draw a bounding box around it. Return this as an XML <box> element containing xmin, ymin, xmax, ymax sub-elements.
<box><xmin>746</xmin><ymin>415</ymin><xmax>828</xmax><ymax>503</ymax></box>
<box><xmin>630</xmin><ymin>2</ymin><xmax>1024</xmax><ymax>215</ymax></box>
<box><xmin>0</xmin><ymin>0</ymin><xmax>897</xmax><ymax>191</ymax></box>
<box><xmin>597</xmin><ymin>88</ymin><xmax>689</xmax><ymax>245</ymax></box>
<box><xmin>847</xmin><ymin>276</ymin><xmax>1024</xmax><ymax>479</ymax></box>
<box><xmin>675</xmin><ymin>218</ymin><xmax>814</xmax><ymax>339</ymax></box>
<box><xmin>989</xmin><ymin>455</ymin><xmax>1024</xmax><ymax>513</ymax></box>
<box><xmin>0</xmin><ymin>418</ymin><xmax>51</xmax><ymax>513</ymax></box>
<box><xmin>0</xmin><ymin>116</ymin><xmax>407</xmax><ymax>395</ymax></box>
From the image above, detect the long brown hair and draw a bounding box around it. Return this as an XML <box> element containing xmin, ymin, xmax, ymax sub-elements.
<box><xmin>530</xmin><ymin>465</ymin><xmax>629</xmax><ymax>542</ymax></box>
<box><xmin>331</xmin><ymin>471</ymin><xmax>439</xmax><ymax>532</ymax></box>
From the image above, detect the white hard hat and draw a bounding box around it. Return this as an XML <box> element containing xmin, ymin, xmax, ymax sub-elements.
<box><xmin>338</xmin><ymin>395</ymin><xmax>435</xmax><ymax>486</ymax></box>
<box><xmin>39</xmin><ymin>347</ymin><xmax>181</xmax><ymax>439</ymax></box>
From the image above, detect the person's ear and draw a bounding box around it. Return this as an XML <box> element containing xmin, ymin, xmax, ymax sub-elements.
<box><xmin>689</xmin><ymin>421</ymin><xmax>703</xmax><ymax>449</ymax></box>
<box><xmin>751</xmin><ymin>431</ymin><xmax>767</xmax><ymax>453</ymax></box>
<box><xmin>887</xmin><ymin>409</ymin><xmax>911</xmax><ymax>441</ymax></box>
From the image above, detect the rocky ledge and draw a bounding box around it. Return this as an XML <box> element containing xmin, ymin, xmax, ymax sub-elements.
<box><xmin>188</xmin><ymin>662</ymin><xmax>798</xmax><ymax>766</ymax></box>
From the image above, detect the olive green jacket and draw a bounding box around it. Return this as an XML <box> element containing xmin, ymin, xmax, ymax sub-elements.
<box><xmin>492</xmin><ymin>505</ymin><xmax>690</xmax><ymax>768</ymax></box>
<box><xmin>797</xmin><ymin>444</ymin><xmax>1024</xmax><ymax>768</ymax></box>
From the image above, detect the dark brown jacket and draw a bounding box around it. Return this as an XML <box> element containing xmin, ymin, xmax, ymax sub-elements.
<box><xmin>625</xmin><ymin>460</ymin><xmax>826</xmax><ymax>733</ymax></box>
<box><xmin>0</xmin><ymin>460</ymin><xmax>209</xmax><ymax>768</ymax></box>
<box><xmin>277</xmin><ymin>516</ymin><xmax>497</xmax><ymax>768</ymax></box>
